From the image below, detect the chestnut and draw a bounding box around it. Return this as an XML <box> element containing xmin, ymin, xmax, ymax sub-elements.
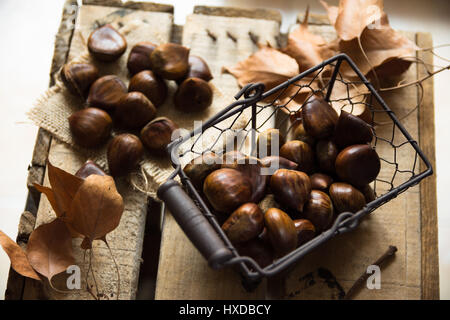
<box><xmin>264</xmin><ymin>208</ymin><xmax>298</xmax><ymax>256</ymax></box>
<box><xmin>257</xmin><ymin>128</ymin><xmax>285</xmax><ymax>158</ymax></box>
<box><xmin>75</xmin><ymin>160</ymin><xmax>106</xmax><ymax>179</ymax></box>
<box><xmin>87</xmin><ymin>75</ymin><xmax>127</xmax><ymax>111</ymax></box>
<box><xmin>183</xmin><ymin>152</ymin><xmax>221</xmax><ymax>190</ymax></box>
<box><xmin>315</xmin><ymin>140</ymin><xmax>338</xmax><ymax>173</ymax></box>
<box><xmin>329</xmin><ymin>182</ymin><xmax>366</xmax><ymax>213</ymax></box>
<box><xmin>309</xmin><ymin>173</ymin><xmax>333</xmax><ymax>191</ymax></box>
<box><xmin>174</xmin><ymin>77</ymin><xmax>213</xmax><ymax>112</ymax></box>
<box><xmin>260</xmin><ymin>156</ymin><xmax>298</xmax><ymax>176</ymax></box>
<box><xmin>115</xmin><ymin>92</ymin><xmax>157</xmax><ymax>129</ymax></box>
<box><xmin>270</xmin><ymin>169</ymin><xmax>311</xmax><ymax>212</ymax></box>
<box><xmin>203</xmin><ymin>168</ymin><xmax>252</xmax><ymax>214</ymax></box>
<box><xmin>280</xmin><ymin>140</ymin><xmax>314</xmax><ymax>173</ymax></box>
<box><xmin>303</xmin><ymin>190</ymin><xmax>334</xmax><ymax>232</ymax></box>
<box><xmin>360</xmin><ymin>184</ymin><xmax>376</xmax><ymax>203</ymax></box>
<box><xmin>258</xmin><ymin>194</ymin><xmax>281</xmax><ymax>213</ymax></box>
<box><xmin>127</xmin><ymin>42</ymin><xmax>156</xmax><ymax>75</ymax></box>
<box><xmin>60</xmin><ymin>62</ymin><xmax>99</xmax><ymax>98</ymax></box>
<box><xmin>292</xmin><ymin>120</ymin><xmax>315</xmax><ymax>147</ymax></box>
<box><xmin>301</xmin><ymin>95</ymin><xmax>338</xmax><ymax>139</ymax></box>
<box><xmin>293</xmin><ymin>219</ymin><xmax>316</xmax><ymax>246</ymax></box>
<box><xmin>150</xmin><ymin>43</ymin><xmax>190</xmax><ymax>80</ymax></box>
<box><xmin>335</xmin><ymin>144</ymin><xmax>380</xmax><ymax>187</ymax></box>
<box><xmin>334</xmin><ymin>110</ymin><xmax>373</xmax><ymax>148</ymax></box>
<box><xmin>140</xmin><ymin>117</ymin><xmax>179</xmax><ymax>155</ymax></box>
<box><xmin>69</xmin><ymin>107</ymin><xmax>112</xmax><ymax>148</ymax></box>
<box><xmin>128</xmin><ymin>70</ymin><xmax>167</xmax><ymax>107</ymax></box>
<box><xmin>180</xmin><ymin>55</ymin><xmax>213</xmax><ymax>83</ymax></box>
<box><xmin>222</xmin><ymin>203</ymin><xmax>264</xmax><ymax>244</ymax></box>
<box><xmin>87</xmin><ymin>24</ymin><xmax>127</xmax><ymax>62</ymax></box>
<box><xmin>235</xmin><ymin>239</ymin><xmax>273</xmax><ymax>268</ymax></box>
<box><xmin>107</xmin><ymin>133</ymin><xmax>144</xmax><ymax>177</ymax></box>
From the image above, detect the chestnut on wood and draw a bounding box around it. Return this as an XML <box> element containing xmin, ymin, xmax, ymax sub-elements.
<box><xmin>293</xmin><ymin>219</ymin><xmax>316</xmax><ymax>246</ymax></box>
<box><xmin>174</xmin><ymin>77</ymin><xmax>213</xmax><ymax>112</ymax></box>
<box><xmin>140</xmin><ymin>117</ymin><xmax>179</xmax><ymax>155</ymax></box>
<box><xmin>150</xmin><ymin>43</ymin><xmax>190</xmax><ymax>80</ymax></box>
<box><xmin>107</xmin><ymin>133</ymin><xmax>144</xmax><ymax>177</ymax></box>
<box><xmin>222</xmin><ymin>203</ymin><xmax>264</xmax><ymax>244</ymax></box>
<box><xmin>270</xmin><ymin>169</ymin><xmax>311</xmax><ymax>212</ymax></box>
<box><xmin>303</xmin><ymin>190</ymin><xmax>334</xmax><ymax>232</ymax></box>
<box><xmin>87</xmin><ymin>24</ymin><xmax>127</xmax><ymax>62</ymax></box>
<box><xmin>127</xmin><ymin>42</ymin><xmax>156</xmax><ymax>75</ymax></box>
<box><xmin>87</xmin><ymin>75</ymin><xmax>127</xmax><ymax>111</ymax></box>
<box><xmin>68</xmin><ymin>107</ymin><xmax>112</xmax><ymax>148</ymax></box>
<box><xmin>264</xmin><ymin>208</ymin><xmax>298</xmax><ymax>256</ymax></box>
<box><xmin>115</xmin><ymin>92</ymin><xmax>157</xmax><ymax>129</ymax></box>
<box><xmin>203</xmin><ymin>168</ymin><xmax>253</xmax><ymax>214</ymax></box>
<box><xmin>128</xmin><ymin>70</ymin><xmax>167</xmax><ymax>107</ymax></box>
<box><xmin>335</xmin><ymin>144</ymin><xmax>381</xmax><ymax>187</ymax></box>
<box><xmin>75</xmin><ymin>160</ymin><xmax>106</xmax><ymax>179</ymax></box>
<box><xmin>60</xmin><ymin>62</ymin><xmax>99</xmax><ymax>98</ymax></box>
<box><xmin>280</xmin><ymin>140</ymin><xmax>314</xmax><ymax>173</ymax></box>
<box><xmin>301</xmin><ymin>95</ymin><xmax>338</xmax><ymax>139</ymax></box>
<box><xmin>178</xmin><ymin>55</ymin><xmax>213</xmax><ymax>83</ymax></box>
<box><xmin>329</xmin><ymin>182</ymin><xmax>366</xmax><ymax>213</ymax></box>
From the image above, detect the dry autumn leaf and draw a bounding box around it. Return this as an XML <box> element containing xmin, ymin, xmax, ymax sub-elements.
<box><xmin>26</xmin><ymin>219</ymin><xmax>75</xmax><ymax>281</ymax></box>
<box><xmin>67</xmin><ymin>174</ymin><xmax>124</xmax><ymax>249</ymax></box>
<box><xmin>0</xmin><ymin>230</ymin><xmax>40</xmax><ymax>280</ymax></box>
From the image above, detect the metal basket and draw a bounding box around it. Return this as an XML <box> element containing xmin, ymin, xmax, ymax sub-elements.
<box><xmin>157</xmin><ymin>53</ymin><xmax>433</xmax><ymax>289</ymax></box>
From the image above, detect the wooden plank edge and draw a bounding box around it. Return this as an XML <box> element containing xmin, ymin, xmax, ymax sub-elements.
<box><xmin>194</xmin><ymin>5</ymin><xmax>281</xmax><ymax>24</ymax></box>
<box><xmin>416</xmin><ymin>32</ymin><xmax>440</xmax><ymax>300</ymax></box>
<box><xmin>82</xmin><ymin>0</ymin><xmax>173</xmax><ymax>13</ymax></box>
<box><xmin>297</xmin><ymin>12</ymin><xmax>331</xmax><ymax>25</ymax></box>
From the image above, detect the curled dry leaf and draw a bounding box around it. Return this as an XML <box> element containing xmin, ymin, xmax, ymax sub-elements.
<box><xmin>26</xmin><ymin>219</ymin><xmax>75</xmax><ymax>281</ymax></box>
<box><xmin>0</xmin><ymin>230</ymin><xmax>40</xmax><ymax>280</ymax></box>
<box><xmin>67</xmin><ymin>174</ymin><xmax>124</xmax><ymax>249</ymax></box>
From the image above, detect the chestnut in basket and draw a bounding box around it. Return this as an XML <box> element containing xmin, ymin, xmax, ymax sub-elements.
<box><xmin>127</xmin><ymin>42</ymin><xmax>156</xmax><ymax>75</ymax></box>
<box><xmin>222</xmin><ymin>203</ymin><xmax>264</xmax><ymax>244</ymax></box>
<box><xmin>316</xmin><ymin>140</ymin><xmax>338</xmax><ymax>173</ymax></box>
<box><xmin>174</xmin><ymin>77</ymin><xmax>213</xmax><ymax>112</ymax></box>
<box><xmin>75</xmin><ymin>160</ymin><xmax>106</xmax><ymax>179</ymax></box>
<box><xmin>360</xmin><ymin>184</ymin><xmax>376</xmax><ymax>203</ymax></box>
<box><xmin>292</xmin><ymin>120</ymin><xmax>315</xmax><ymax>147</ymax></box>
<box><xmin>264</xmin><ymin>208</ymin><xmax>297</xmax><ymax>256</ymax></box>
<box><xmin>107</xmin><ymin>133</ymin><xmax>143</xmax><ymax>177</ymax></box>
<box><xmin>334</xmin><ymin>110</ymin><xmax>373</xmax><ymax>148</ymax></box>
<box><xmin>309</xmin><ymin>173</ymin><xmax>333</xmax><ymax>191</ymax></box>
<box><xmin>87</xmin><ymin>75</ymin><xmax>127</xmax><ymax>111</ymax></box>
<box><xmin>115</xmin><ymin>92</ymin><xmax>157</xmax><ymax>129</ymax></box>
<box><xmin>329</xmin><ymin>182</ymin><xmax>366</xmax><ymax>213</ymax></box>
<box><xmin>128</xmin><ymin>70</ymin><xmax>167</xmax><ymax>107</ymax></box>
<box><xmin>260</xmin><ymin>156</ymin><xmax>298</xmax><ymax>173</ymax></box>
<box><xmin>183</xmin><ymin>152</ymin><xmax>221</xmax><ymax>190</ymax></box>
<box><xmin>303</xmin><ymin>190</ymin><xmax>334</xmax><ymax>232</ymax></box>
<box><xmin>335</xmin><ymin>144</ymin><xmax>380</xmax><ymax>187</ymax></box>
<box><xmin>293</xmin><ymin>219</ymin><xmax>316</xmax><ymax>246</ymax></box>
<box><xmin>60</xmin><ymin>62</ymin><xmax>99</xmax><ymax>98</ymax></box>
<box><xmin>140</xmin><ymin>117</ymin><xmax>179</xmax><ymax>155</ymax></box>
<box><xmin>301</xmin><ymin>95</ymin><xmax>338</xmax><ymax>139</ymax></box>
<box><xmin>270</xmin><ymin>169</ymin><xmax>311</xmax><ymax>212</ymax></box>
<box><xmin>69</xmin><ymin>107</ymin><xmax>112</xmax><ymax>148</ymax></box>
<box><xmin>150</xmin><ymin>43</ymin><xmax>190</xmax><ymax>80</ymax></box>
<box><xmin>235</xmin><ymin>239</ymin><xmax>273</xmax><ymax>268</ymax></box>
<box><xmin>88</xmin><ymin>24</ymin><xmax>127</xmax><ymax>62</ymax></box>
<box><xmin>280</xmin><ymin>140</ymin><xmax>314</xmax><ymax>173</ymax></box>
<box><xmin>257</xmin><ymin>128</ymin><xmax>285</xmax><ymax>158</ymax></box>
<box><xmin>203</xmin><ymin>168</ymin><xmax>252</xmax><ymax>214</ymax></box>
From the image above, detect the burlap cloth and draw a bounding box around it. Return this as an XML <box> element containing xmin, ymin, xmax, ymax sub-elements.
<box><xmin>27</xmin><ymin>6</ymin><xmax>251</xmax><ymax>199</ymax></box>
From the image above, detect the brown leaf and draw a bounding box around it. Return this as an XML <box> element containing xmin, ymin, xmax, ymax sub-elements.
<box><xmin>33</xmin><ymin>184</ymin><xmax>62</xmax><ymax>217</ymax></box>
<box><xmin>0</xmin><ymin>230</ymin><xmax>40</xmax><ymax>280</ymax></box>
<box><xmin>282</xmin><ymin>6</ymin><xmax>337</xmax><ymax>73</ymax></box>
<box><xmin>68</xmin><ymin>174</ymin><xmax>124</xmax><ymax>248</ymax></box>
<box><xmin>27</xmin><ymin>219</ymin><xmax>75</xmax><ymax>280</ymax></box>
<box><xmin>321</xmin><ymin>0</ymin><xmax>384</xmax><ymax>41</ymax></box>
<box><xmin>223</xmin><ymin>45</ymin><xmax>299</xmax><ymax>92</ymax></box>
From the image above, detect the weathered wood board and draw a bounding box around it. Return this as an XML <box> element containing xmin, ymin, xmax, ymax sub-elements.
<box><xmin>6</xmin><ymin>1</ymin><xmax>439</xmax><ymax>300</ymax></box>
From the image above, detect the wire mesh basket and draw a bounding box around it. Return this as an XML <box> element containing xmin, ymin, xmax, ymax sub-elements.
<box><xmin>157</xmin><ymin>53</ymin><xmax>433</xmax><ymax>289</ymax></box>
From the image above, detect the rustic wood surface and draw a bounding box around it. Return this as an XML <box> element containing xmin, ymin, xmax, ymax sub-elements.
<box><xmin>6</xmin><ymin>2</ymin><xmax>439</xmax><ymax>300</ymax></box>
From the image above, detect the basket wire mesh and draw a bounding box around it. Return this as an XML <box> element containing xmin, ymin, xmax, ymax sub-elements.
<box><xmin>165</xmin><ymin>53</ymin><xmax>432</xmax><ymax>287</ymax></box>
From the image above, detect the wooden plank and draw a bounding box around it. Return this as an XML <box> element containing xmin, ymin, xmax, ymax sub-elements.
<box><xmin>194</xmin><ymin>5</ymin><xmax>281</xmax><ymax>24</ymax></box>
<box><xmin>416</xmin><ymin>32</ymin><xmax>440</xmax><ymax>299</ymax></box>
<box><xmin>155</xmin><ymin>8</ymin><xmax>282</xmax><ymax>300</ymax></box>
<box><xmin>82</xmin><ymin>0</ymin><xmax>173</xmax><ymax>13</ymax></box>
<box><xmin>20</xmin><ymin>2</ymin><xmax>174</xmax><ymax>300</ymax></box>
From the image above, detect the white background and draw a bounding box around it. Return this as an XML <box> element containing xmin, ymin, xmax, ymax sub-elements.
<box><xmin>0</xmin><ymin>0</ymin><xmax>448</xmax><ymax>299</ymax></box>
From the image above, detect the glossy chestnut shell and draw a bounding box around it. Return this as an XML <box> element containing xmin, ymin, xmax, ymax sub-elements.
<box><xmin>115</xmin><ymin>92</ymin><xmax>157</xmax><ymax>129</ymax></box>
<box><xmin>87</xmin><ymin>75</ymin><xmax>127</xmax><ymax>111</ymax></box>
<box><xmin>329</xmin><ymin>182</ymin><xmax>366</xmax><ymax>213</ymax></box>
<box><xmin>203</xmin><ymin>168</ymin><xmax>252</xmax><ymax>214</ymax></box>
<box><xmin>270</xmin><ymin>169</ymin><xmax>311</xmax><ymax>212</ymax></box>
<box><xmin>75</xmin><ymin>160</ymin><xmax>106</xmax><ymax>179</ymax></box>
<box><xmin>150</xmin><ymin>43</ymin><xmax>190</xmax><ymax>80</ymax></box>
<box><xmin>303</xmin><ymin>190</ymin><xmax>334</xmax><ymax>232</ymax></box>
<box><xmin>264</xmin><ymin>208</ymin><xmax>298</xmax><ymax>256</ymax></box>
<box><xmin>309</xmin><ymin>173</ymin><xmax>333</xmax><ymax>191</ymax></box>
<box><xmin>334</xmin><ymin>110</ymin><xmax>373</xmax><ymax>148</ymax></box>
<box><xmin>60</xmin><ymin>62</ymin><xmax>99</xmax><ymax>98</ymax></box>
<box><xmin>87</xmin><ymin>24</ymin><xmax>127</xmax><ymax>62</ymax></box>
<box><xmin>222</xmin><ymin>203</ymin><xmax>264</xmax><ymax>244</ymax></box>
<box><xmin>301</xmin><ymin>95</ymin><xmax>338</xmax><ymax>139</ymax></box>
<box><xmin>107</xmin><ymin>133</ymin><xmax>144</xmax><ymax>177</ymax></box>
<box><xmin>183</xmin><ymin>152</ymin><xmax>221</xmax><ymax>190</ymax></box>
<box><xmin>292</xmin><ymin>120</ymin><xmax>315</xmax><ymax>147</ymax></box>
<box><xmin>316</xmin><ymin>140</ymin><xmax>338</xmax><ymax>173</ymax></box>
<box><xmin>174</xmin><ymin>77</ymin><xmax>213</xmax><ymax>112</ymax></box>
<box><xmin>140</xmin><ymin>117</ymin><xmax>179</xmax><ymax>155</ymax></box>
<box><xmin>335</xmin><ymin>144</ymin><xmax>380</xmax><ymax>187</ymax></box>
<box><xmin>179</xmin><ymin>55</ymin><xmax>213</xmax><ymax>83</ymax></box>
<box><xmin>68</xmin><ymin>107</ymin><xmax>112</xmax><ymax>148</ymax></box>
<box><xmin>128</xmin><ymin>70</ymin><xmax>168</xmax><ymax>107</ymax></box>
<box><xmin>280</xmin><ymin>140</ymin><xmax>314</xmax><ymax>173</ymax></box>
<box><xmin>293</xmin><ymin>219</ymin><xmax>316</xmax><ymax>246</ymax></box>
<box><xmin>127</xmin><ymin>42</ymin><xmax>156</xmax><ymax>75</ymax></box>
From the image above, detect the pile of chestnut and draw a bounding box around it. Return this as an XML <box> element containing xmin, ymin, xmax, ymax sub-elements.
<box><xmin>60</xmin><ymin>24</ymin><xmax>214</xmax><ymax>176</ymax></box>
<box><xmin>183</xmin><ymin>95</ymin><xmax>380</xmax><ymax>268</ymax></box>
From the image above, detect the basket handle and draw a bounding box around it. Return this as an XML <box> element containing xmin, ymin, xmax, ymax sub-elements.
<box><xmin>157</xmin><ymin>180</ymin><xmax>233</xmax><ymax>269</ymax></box>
